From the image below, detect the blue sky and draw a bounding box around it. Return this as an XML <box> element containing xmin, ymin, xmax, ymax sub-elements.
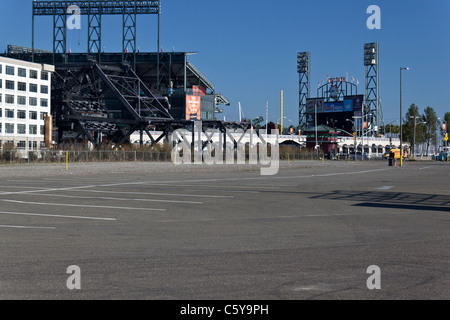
<box><xmin>1</xmin><ymin>0</ymin><xmax>449</xmax><ymax>124</ymax></box>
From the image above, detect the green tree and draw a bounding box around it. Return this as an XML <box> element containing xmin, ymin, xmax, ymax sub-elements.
<box><xmin>403</xmin><ymin>104</ymin><xmax>425</xmax><ymax>152</ymax></box>
<box><xmin>422</xmin><ymin>106</ymin><xmax>438</xmax><ymax>155</ymax></box>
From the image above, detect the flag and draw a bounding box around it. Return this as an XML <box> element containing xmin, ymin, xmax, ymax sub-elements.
<box><xmin>356</xmin><ymin>79</ymin><xmax>359</xmax><ymax>85</ymax></box>
<box><xmin>351</xmin><ymin>76</ymin><xmax>355</xmax><ymax>82</ymax></box>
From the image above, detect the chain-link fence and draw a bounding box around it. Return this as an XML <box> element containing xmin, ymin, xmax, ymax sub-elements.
<box><xmin>0</xmin><ymin>150</ymin><xmax>172</xmax><ymax>164</ymax></box>
<box><xmin>0</xmin><ymin>147</ymin><xmax>322</xmax><ymax>165</ymax></box>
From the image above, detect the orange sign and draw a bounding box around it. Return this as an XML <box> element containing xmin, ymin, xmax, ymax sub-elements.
<box><xmin>186</xmin><ymin>95</ymin><xmax>201</xmax><ymax>121</ymax></box>
<box><xmin>443</xmin><ymin>123</ymin><xmax>447</xmax><ymax>131</ymax></box>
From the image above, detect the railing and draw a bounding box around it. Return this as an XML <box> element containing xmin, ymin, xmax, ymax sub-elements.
<box><xmin>0</xmin><ymin>149</ymin><xmax>321</xmax><ymax>164</ymax></box>
<box><xmin>0</xmin><ymin>150</ymin><xmax>172</xmax><ymax>164</ymax></box>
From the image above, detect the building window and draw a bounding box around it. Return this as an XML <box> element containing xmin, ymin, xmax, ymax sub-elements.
<box><xmin>40</xmin><ymin>112</ymin><xmax>48</xmax><ymax>120</ymax></box>
<box><xmin>17</xmin><ymin>110</ymin><xmax>26</xmax><ymax>119</ymax></box>
<box><xmin>29</xmin><ymin>97</ymin><xmax>38</xmax><ymax>106</ymax></box>
<box><xmin>29</xmin><ymin>111</ymin><xmax>38</xmax><ymax>120</ymax></box>
<box><xmin>0</xmin><ymin>65</ymin><xmax>2</xmax><ymax>74</ymax></box>
<box><xmin>6</xmin><ymin>80</ymin><xmax>15</xmax><ymax>90</ymax></box>
<box><xmin>0</xmin><ymin>94</ymin><xmax>2</xmax><ymax>103</ymax></box>
<box><xmin>41</xmin><ymin>99</ymin><xmax>48</xmax><ymax>107</ymax></box>
<box><xmin>6</xmin><ymin>95</ymin><xmax>14</xmax><ymax>104</ymax></box>
<box><xmin>6</xmin><ymin>66</ymin><xmax>15</xmax><ymax>76</ymax></box>
<box><xmin>29</xmin><ymin>141</ymin><xmax>38</xmax><ymax>150</ymax></box>
<box><xmin>29</xmin><ymin>125</ymin><xmax>38</xmax><ymax>135</ymax></box>
<box><xmin>41</xmin><ymin>85</ymin><xmax>49</xmax><ymax>94</ymax></box>
<box><xmin>0</xmin><ymin>108</ymin><xmax>2</xmax><ymax>117</ymax></box>
<box><xmin>6</xmin><ymin>109</ymin><xmax>14</xmax><ymax>118</ymax></box>
<box><xmin>18</xmin><ymin>68</ymin><xmax>27</xmax><ymax>77</ymax></box>
<box><xmin>18</xmin><ymin>141</ymin><xmax>26</xmax><ymax>149</ymax></box>
<box><xmin>29</xmin><ymin>70</ymin><xmax>38</xmax><ymax>79</ymax></box>
<box><xmin>18</xmin><ymin>96</ymin><xmax>27</xmax><ymax>106</ymax></box>
<box><xmin>41</xmin><ymin>72</ymin><xmax>49</xmax><ymax>81</ymax></box>
<box><xmin>5</xmin><ymin>124</ymin><xmax>14</xmax><ymax>134</ymax></box>
<box><xmin>0</xmin><ymin>79</ymin><xmax>2</xmax><ymax>88</ymax></box>
<box><xmin>18</xmin><ymin>124</ymin><xmax>26</xmax><ymax>135</ymax></box>
<box><xmin>18</xmin><ymin>82</ymin><xmax>27</xmax><ymax>91</ymax></box>
<box><xmin>40</xmin><ymin>125</ymin><xmax>45</xmax><ymax>135</ymax></box>
<box><xmin>29</xmin><ymin>83</ymin><xmax>38</xmax><ymax>93</ymax></box>
<box><xmin>0</xmin><ymin>123</ymin><xmax>2</xmax><ymax>133</ymax></box>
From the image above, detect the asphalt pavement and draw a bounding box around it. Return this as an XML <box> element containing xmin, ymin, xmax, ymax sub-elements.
<box><xmin>0</xmin><ymin>160</ymin><xmax>449</xmax><ymax>300</ymax></box>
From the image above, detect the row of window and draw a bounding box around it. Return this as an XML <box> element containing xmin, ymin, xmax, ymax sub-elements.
<box><xmin>0</xmin><ymin>140</ymin><xmax>42</xmax><ymax>150</ymax></box>
<box><xmin>0</xmin><ymin>123</ymin><xmax>44</xmax><ymax>135</ymax></box>
<box><xmin>0</xmin><ymin>109</ymin><xmax>47</xmax><ymax>120</ymax></box>
<box><xmin>0</xmin><ymin>65</ymin><xmax>49</xmax><ymax>81</ymax></box>
<box><xmin>0</xmin><ymin>95</ymin><xmax>49</xmax><ymax>107</ymax></box>
<box><xmin>0</xmin><ymin>80</ymin><xmax>49</xmax><ymax>94</ymax></box>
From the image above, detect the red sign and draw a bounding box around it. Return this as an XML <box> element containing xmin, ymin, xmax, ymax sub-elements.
<box><xmin>443</xmin><ymin>123</ymin><xmax>447</xmax><ymax>131</ymax></box>
<box><xmin>186</xmin><ymin>95</ymin><xmax>201</xmax><ymax>121</ymax></box>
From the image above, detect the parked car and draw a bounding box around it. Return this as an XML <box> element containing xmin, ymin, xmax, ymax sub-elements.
<box><xmin>436</xmin><ymin>152</ymin><xmax>450</xmax><ymax>161</ymax></box>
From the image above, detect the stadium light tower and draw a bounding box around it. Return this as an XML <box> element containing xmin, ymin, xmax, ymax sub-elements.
<box><xmin>364</xmin><ymin>42</ymin><xmax>383</xmax><ymax>136</ymax></box>
<box><xmin>297</xmin><ymin>52</ymin><xmax>310</xmax><ymax>130</ymax></box>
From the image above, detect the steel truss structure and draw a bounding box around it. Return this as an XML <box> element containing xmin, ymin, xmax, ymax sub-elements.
<box><xmin>32</xmin><ymin>0</ymin><xmax>161</xmax><ymax>67</ymax></box>
<box><xmin>364</xmin><ymin>42</ymin><xmax>383</xmax><ymax>134</ymax></box>
<box><xmin>317</xmin><ymin>80</ymin><xmax>358</xmax><ymax>102</ymax></box>
<box><xmin>54</xmin><ymin>60</ymin><xmax>173</xmax><ymax>147</ymax></box>
<box><xmin>297</xmin><ymin>52</ymin><xmax>310</xmax><ymax>130</ymax></box>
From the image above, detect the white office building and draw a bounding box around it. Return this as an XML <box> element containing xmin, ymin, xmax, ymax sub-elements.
<box><xmin>0</xmin><ymin>57</ymin><xmax>54</xmax><ymax>152</ymax></box>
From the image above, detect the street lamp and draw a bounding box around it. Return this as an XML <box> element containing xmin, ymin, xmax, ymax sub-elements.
<box><xmin>386</xmin><ymin>120</ymin><xmax>398</xmax><ymax>148</ymax></box>
<box><xmin>347</xmin><ymin>117</ymin><xmax>362</xmax><ymax>160</ymax></box>
<box><xmin>400</xmin><ymin>67</ymin><xmax>409</xmax><ymax>166</ymax></box>
<box><xmin>409</xmin><ymin>116</ymin><xmax>425</xmax><ymax>159</ymax></box>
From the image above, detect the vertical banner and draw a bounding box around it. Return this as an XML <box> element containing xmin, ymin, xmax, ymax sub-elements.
<box><xmin>186</xmin><ymin>95</ymin><xmax>201</xmax><ymax>121</ymax></box>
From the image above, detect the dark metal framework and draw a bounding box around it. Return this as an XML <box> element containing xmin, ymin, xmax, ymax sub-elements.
<box><xmin>297</xmin><ymin>52</ymin><xmax>310</xmax><ymax>130</ymax></box>
<box><xmin>317</xmin><ymin>80</ymin><xmax>357</xmax><ymax>102</ymax></box>
<box><xmin>32</xmin><ymin>0</ymin><xmax>161</xmax><ymax>66</ymax></box>
<box><xmin>54</xmin><ymin>59</ymin><xmax>173</xmax><ymax>148</ymax></box>
<box><xmin>364</xmin><ymin>42</ymin><xmax>383</xmax><ymax>134</ymax></box>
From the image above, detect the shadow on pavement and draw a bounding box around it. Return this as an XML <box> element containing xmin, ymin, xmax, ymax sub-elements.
<box><xmin>311</xmin><ymin>190</ymin><xmax>450</xmax><ymax>213</ymax></box>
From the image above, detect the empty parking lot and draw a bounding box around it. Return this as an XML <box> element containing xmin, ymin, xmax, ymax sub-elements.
<box><xmin>0</xmin><ymin>160</ymin><xmax>449</xmax><ymax>300</ymax></box>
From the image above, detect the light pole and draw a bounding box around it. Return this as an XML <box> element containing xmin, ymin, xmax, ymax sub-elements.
<box><xmin>400</xmin><ymin>67</ymin><xmax>409</xmax><ymax>166</ymax></box>
<box><xmin>347</xmin><ymin>117</ymin><xmax>362</xmax><ymax>160</ymax></box>
<box><xmin>409</xmin><ymin>116</ymin><xmax>424</xmax><ymax>159</ymax></box>
<box><xmin>386</xmin><ymin>120</ymin><xmax>398</xmax><ymax>149</ymax></box>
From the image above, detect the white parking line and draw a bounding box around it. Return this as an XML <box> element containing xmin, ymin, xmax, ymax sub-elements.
<box><xmin>138</xmin><ymin>183</ymin><xmax>282</xmax><ymax>190</ymax></box>
<box><xmin>0</xmin><ymin>211</ymin><xmax>117</xmax><ymax>221</ymax></box>
<box><xmin>28</xmin><ymin>193</ymin><xmax>203</xmax><ymax>205</ymax></box>
<box><xmin>69</xmin><ymin>189</ymin><xmax>234</xmax><ymax>199</ymax></box>
<box><xmin>0</xmin><ymin>168</ymin><xmax>389</xmax><ymax>197</ymax></box>
<box><xmin>0</xmin><ymin>225</ymin><xmax>56</xmax><ymax>230</ymax></box>
<box><xmin>375</xmin><ymin>186</ymin><xmax>394</xmax><ymax>190</ymax></box>
<box><xmin>0</xmin><ymin>200</ymin><xmax>166</xmax><ymax>212</ymax></box>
